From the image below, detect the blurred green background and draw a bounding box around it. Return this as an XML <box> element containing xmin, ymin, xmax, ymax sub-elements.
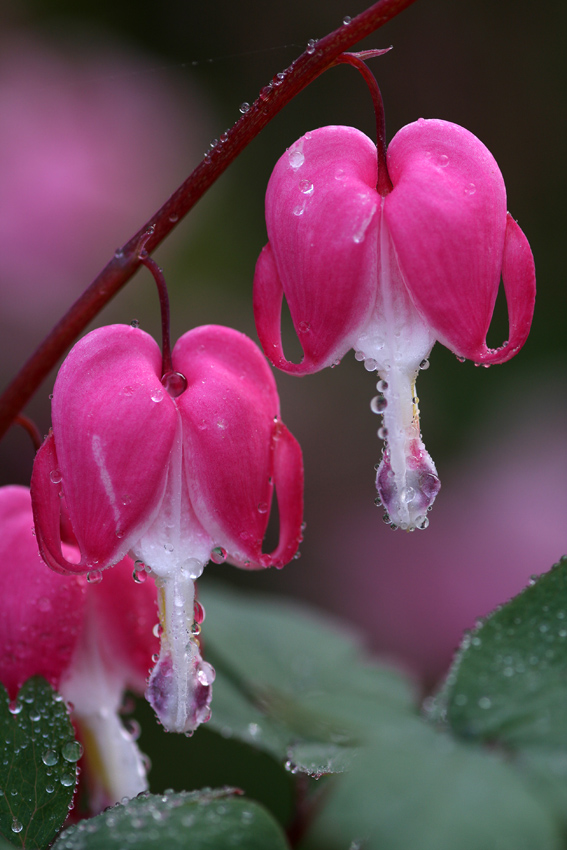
<box><xmin>0</xmin><ymin>0</ymin><xmax>565</xmax><ymax>820</ymax></box>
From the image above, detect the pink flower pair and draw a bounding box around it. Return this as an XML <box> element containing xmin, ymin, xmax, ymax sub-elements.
<box><xmin>253</xmin><ymin>120</ymin><xmax>535</xmax><ymax>529</ymax></box>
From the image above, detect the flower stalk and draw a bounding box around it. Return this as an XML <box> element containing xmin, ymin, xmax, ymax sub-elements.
<box><xmin>0</xmin><ymin>0</ymin><xmax>419</xmax><ymax>441</ymax></box>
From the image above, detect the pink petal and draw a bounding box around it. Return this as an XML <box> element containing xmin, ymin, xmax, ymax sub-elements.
<box><xmin>173</xmin><ymin>325</ymin><xmax>303</xmax><ymax>567</ymax></box>
<box><xmin>385</xmin><ymin>119</ymin><xmax>508</xmax><ymax>359</ymax></box>
<box><xmin>0</xmin><ymin>486</ymin><xmax>86</xmax><ymax>699</ymax></box>
<box><xmin>259</xmin><ymin>421</ymin><xmax>304</xmax><ymax>568</ymax></box>
<box><xmin>34</xmin><ymin>325</ymin><xmax>179</xmax><ymax>571</ymax></box>
<box><xmin>87</xmin><ymin>557</ymin><xmax>159</xmax><ymax>693</ymax></box>
<box><xmin>254</xmin><ymin>126</ymin><xmax>379</xmax><ymax>373</ymax></box>
<box><xmin>474</xmin><ymin>214</ymin><xmax>536</xmax><ymax>364</ymax></box>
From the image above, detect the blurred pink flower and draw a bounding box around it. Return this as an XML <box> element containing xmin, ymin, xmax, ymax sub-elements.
<box><xmin>0</xmin><ymin>33</ymin><xmax>207</xmax><ymax>329</ymax></box>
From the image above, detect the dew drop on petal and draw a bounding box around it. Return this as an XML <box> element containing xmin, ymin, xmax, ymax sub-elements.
<box><xmin>306</xmin><ymin>39</ymin><xmax>317</xmax><ymax>54</ymax></box>
<box><xmin>370</xmin><ymin>395</ymin><xmax>387</xmax><ymax>414</ymax></box>
<box><xmin>239</xmin><ymin>102</ymin><xmax>250</xmax><ymax>114</ymax></box>
<box><xmin>288</xmin><ymin>149</ymin><xmax>305</xmax><ymax>169</ymax></box>
<box><xmin>163</xmin><ymin>371</ymin><xmax>187</xmax><ymax>398</ymax></box>
<box><xmin>299</xmin><ymin>179</ymin><xmax>314</xmax><ymax>194</ymax></box>
<box><xmin>210</xmin><ymin>547</ymin><xmax>227</xmax><ymax>565</ymax></box>
<box><xmin>193</xmin><ymin>600</ymin><xmax>205</xmax><ymax>624</ymax></box>
<box><xmin>151</xmin><ymin>388</ymin><xmax>164</xmax><ymax>403</ymax></box>
<box><xmin>49</xmin><ymin>469</ymin><xmax>62</xmax><ymax>484</ymax></box>
<box><xmin>364</xmin><ymin>358</ymin><xmax>377</xmax><ymax>371</ymax></box>
<box><xmin>257</xmin><ymin>502</ymin><xmax>268</xmax><ymax>514</ymax></box>
<box><xmin>87</xmin><ymin>570</ymin><xmax>103</xmax><ymax>584</ymax></box>
<box><xmin>343</xmin><ymin>15</ymin><xmax>352</xmax><ymax>24</ymax></box>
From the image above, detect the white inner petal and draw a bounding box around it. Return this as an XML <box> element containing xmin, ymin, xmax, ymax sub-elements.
<box><xmin>354</xmin><ymin>201</ymin><xmax>440</xmax><ymax>529</ymax></box>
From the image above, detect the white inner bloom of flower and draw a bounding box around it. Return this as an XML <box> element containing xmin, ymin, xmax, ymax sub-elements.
<box><xmin>354</xmin><ymin>200</ymin><xmax>440</xmax><ymax>530</ymax></box>
<box><xmin>60</xmin><ymin>613</ymin><xmax>148</xmax><ymax>812</ymax></box>
<box><xmin>130</xmin><ymin>417</ymin><xmax>215</xmax><ymax>733</ymax></box>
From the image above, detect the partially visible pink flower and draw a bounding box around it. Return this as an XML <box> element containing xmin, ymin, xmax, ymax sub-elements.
<box><xmin>0</xmin><ymin>485</ymin><xmax>158</xmax><ymax>813</ymax></box>
<box><xmin>31</xmin><ymin>324</ymin><xmax>304</xmax><ymax>734</ymax></box>
<box><xmin>254</xmin><ymin>122</ymin><xmax>535</xmax><ymax>529</ymax></box>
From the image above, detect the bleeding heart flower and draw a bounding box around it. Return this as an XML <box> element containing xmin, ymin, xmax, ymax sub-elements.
<box><xmin>253</xmin><ymin>121</ymin><xmax>535</xmax><ymax>530</ymax></box>
<box><xmin>31</xmin><ymin>323</ymin><xmax>304</xmax><ymax>734</ymax></box>
<box><xmin>0</xmin><ymin>485</ymin><xmax>158</xmax><ymax>813</ymax></box>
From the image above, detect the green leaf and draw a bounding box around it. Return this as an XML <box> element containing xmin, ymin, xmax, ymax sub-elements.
<box><xmin>52</xmin><ymin>789</ymin><xmax>290</xmax><ymax>850</ymax></box>
<box><xmin>285</xmin><ymin>742</ymin><xmax>354</xmax><ymax>778</ymax></box>
<box><xmin>0</xmin><ymin>677</ymin><xmax>77</xmax><ymax>848</ymax></box>
<box><xmin>306</xmin><ymin>716</ymin><xmax>563</xmax><ymax>850</ymax></box>
<box><xmin>440</xmin><ymin>557</ymin><xmax>567</xmax><ymax>749</ymax></box>
<box><xmin>200</xmin><ymin>583</ymin><xmax>415</xmax><ymax>776</ymax></box>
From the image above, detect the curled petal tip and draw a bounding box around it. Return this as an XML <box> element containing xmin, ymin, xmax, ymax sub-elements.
<box><xmin>145</xmin><ymin>644</ymin><xmax>214</xmax><ymax>734</ymax></box>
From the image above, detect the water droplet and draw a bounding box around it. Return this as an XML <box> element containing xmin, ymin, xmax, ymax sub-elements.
<box><xmin>464</xmin><ymin>182</ymin><xmax>476</xmax><ymax>195</ymax></box>
<box><xmin>168</xmin><ymin>213</ymin><xmax>179</xmax><ymax>223</ymax></box>
<box><xmin>419</xmin><ymin>359</ymin><xmax>430</xmax><ymax>370</ymax></box>
<box><xmin>50</xmin><ymin>469</ymin><xmax>62</xmax><ymax>484</ymax></box>
<box><xmin>152</xmin><ymin>622</ymin><xmax>163</xmax><ymax>638</ymax></box>
<box><xmin>299</xmin><ymin>179</ymin><xmax>314</xmax><ymax>194</ymax></box>
<box><xmin>130</xmin><ymin>319</ymin><xmax>140</xmax><ymax>329</ymax></box>
<box><xmin>11</xmin><ymin>819</ymin><xmax>23</xmax><ymax>834</ymax></box>
<box><xmin>194</xmin><ymin>600</ymin><xmax>205</xmax><ymax>624</ymax></box>
<box><xmin>60</xmin><ymin>773</ymin><xmax>76</xmax><ymax>787</ymax></box>
<box><xmin>162</xmin><ymin>372</ymin><xmax>187</xmax><ymax>401</ymax></box>
<box><xmin>114</xmin><ymin>248</ymin><xmax>124</xmax><ymax>260</ymax></box>
<box><xmin>210</xmin><ymin>546</ymin><xmax>227</xmax><ymax>564</ymax></box>
<box><xmin>293</xmin><ymin>205</ymin><xmax>304</xmax><ymax>216</ymax></box>
<box><xmin>343</xmin><ymin>15</ymin><xmax>352</xmax><ymax>24</ymax></box>
<box><xmin>37</xmin><ymin>596</ymin><xmax>52</xmax><ymax>613</ymax></box>
<box><xmin>478</xmin><ymin>696</ymin><xmax>492</xmax><ymax>710</ymax></box>
<box><xmin>87</xmin><ymin>570</ymin><xmax>103</xmax><ymax>584</ymax></box>
<box><xmin>62</xmin><ymin>741</ymin><xmax>83</xmax><ymax>762</ymax></box>
<box><xmin>151</xmin><ymin>388</ymin><xmax>164</xmax><ymax>403</ymax></box>
<box><xmin>288</xmin><ymin>149</ymin><xmax>305</xmax><ymax>169</ymax></box>
<box><xmin>354</xmin><ymin>350</ymin><xmax>365</xmax><ymax>361</ymax></box>
<box><xmin>239</xmin><ymin>102</ymin><xmax>250</xmax><ymax>114</ymax></box>
<box><xmin>306</xmin><ymin>39</ymin><xmax>317</xmax><ymax>54</ymax></box>
<box><xmin>197</xmin><ymin>662</ymin><xmax>216</xmax><ymax>687</ymax></box>
<box><xmin>378</xmin><ymin>426</ymin><xmax>388</xmax><ymax>440</ymax></box>
<box><xmin>46</xmin><ymin>783</ymin><xmax>55</xmax><ymax>794</ymax></box>
<box><xmin>364</xmin><ymin>358</ymin><xmax>377</xmax><ymax>371</ymax></box>
<box><xmin>436</xmin><ymin>153</ymin><xmax>449</xmax><ymax>167</ymax></box>
<box><xmin>417</xmin><ymin>516</ymin><xmax>429</xmax><ymax>530</ymax></box>
<box><xmin>248</xmin><ymin>722</ymin><xmax>260</xmax><ymax>737</ymax></box>
<box><xmin>133</xmin><ymin>567</ymin><xmax>147</xmax><ymax>584</ymax></box>
<box><xmin>164</xmin><ymin>543</ymin><xmax>174</xmax><ymax>553</ymax></box>
<box><xmin>370</xmin><ymin>395</ymin><xmax>387</xmax><ymax>414</ymax></box>
<box><xmin>456</xmin><ymin>355</ymin><xmax>466</xmax><ymax>363</ymax></box>
<box><xmin>257</xmin><ymin>501</ymin><xmax>268</xmax><ymax>514</ymax></box>
<box><xmin>298</xmin><ymin>321</ymin><xmax>310</xmax><ymax>333</ymax></box>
